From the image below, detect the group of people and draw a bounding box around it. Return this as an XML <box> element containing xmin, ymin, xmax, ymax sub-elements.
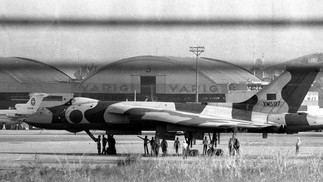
<box><xmin>202</xmin><ymin>134</ymin><xmax>239</xmax><ymax>157</ymax></box>
<box><xmin>138</xmin><ymin>136</ymin><xmax>190</xmax><ymax>158</ymax></box>
<box><xmin>137</xmin><ymin>136</ymin><xmax>170</xmax><ymax>156</ymax></box>
<box><xmin>96</xmin><ymin>134</ymin><xmax>116</xmax><ymax>155</ymax></box>
<box><xmin>173</xmin><ymin>137</ymin><xmax>189</xmax><ymax>159</ymax></box>
<box><xmin>97</xmin><ymin>133</ymin><xmax>303</xmax><ymax>157</ymax></box>
<box><xmin>137</xmin><ymin>134</ymin><xmax>241</xmax><ymax>158</ymax></box>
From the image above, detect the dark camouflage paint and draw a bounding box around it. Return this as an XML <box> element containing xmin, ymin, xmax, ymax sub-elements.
<box><xmin>281</xmin><ymin>67</ymin><xmax>320</xmax><ymax>113</ymax></box>
<box><xmin>47</xmin><ymin>105</ymin><xmax>69</xmax><ymax>124</ymax></box>
<box><xmin>285</xmin><ymin>113</ymin><xmax>309</xmax><ymax>126</ymax></box>
<box><xmin>231</xmin><ymin>95</ymin><xmax>258</xmax><ymax>121</ymax></box>
<box><xmin>84</xmin><ymin>101</ymin><xmax>110</xmax><ymax>123</ymax></box>
<box><xmin>174</xmin><ymin>103</ymin><xmax>207</xmax><ymax>113</ymax></box>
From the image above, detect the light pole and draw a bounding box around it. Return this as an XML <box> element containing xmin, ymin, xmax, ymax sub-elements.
<box><xmin>189</xmin><ymin>46</ymin><xmax>205</xmax><ymax>103</ymax></box>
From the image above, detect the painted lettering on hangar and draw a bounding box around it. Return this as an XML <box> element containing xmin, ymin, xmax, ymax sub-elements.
<box><xmin>79</xmin><ymin>83</ymin><xmax>220</xmax><ymax>93</ymax></box>
<box><xmin>168</xmin><ymin>84</ymin><xmax>219</xmax><ymax>93</ymax></box>
<box><xmin>80</xmin><ymin>84</ymin><xmax>130</xmax><ymax>93</ymax></box>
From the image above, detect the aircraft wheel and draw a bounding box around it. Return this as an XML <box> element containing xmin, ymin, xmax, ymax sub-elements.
<box><xmin>207</xmin><ymin>148</ymin><xmax>214</xmax><ymax>156</ymax></box>
<box><xmin>215</xmin><ymin>149</ymin><xmax>224</xmax><ymax>156</ymax></box>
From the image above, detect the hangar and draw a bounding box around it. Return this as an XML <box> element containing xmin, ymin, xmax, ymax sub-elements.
<box><xmin>77</xmin><ymin>56</ymin><xmax>261</xmax><ymax>102</ymax></box>
<box><xmin>0</xmin><ymin>57</ymin><xmax>73</xmax><ymax>109</ymax></box>
<box><xmin>0</xmin><ymin>56</ymin><xmax>261</xmax><ymax>109</ymax></box>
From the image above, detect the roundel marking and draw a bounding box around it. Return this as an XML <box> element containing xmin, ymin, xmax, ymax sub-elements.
<box><xmin>69</xmin><ymin>110</ymin><xmax>83</xmax><ymax>124</ymax></box>
<box><xmin>31</xmin><ymin>98</ymin><xmax>36</xmax><ymax>106</ymax></box>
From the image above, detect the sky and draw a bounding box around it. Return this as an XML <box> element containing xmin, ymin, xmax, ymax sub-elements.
<box><xmin>0</xmin><ymin>0</ymin><xmax>323</xmax><ymax>67</ymax></box>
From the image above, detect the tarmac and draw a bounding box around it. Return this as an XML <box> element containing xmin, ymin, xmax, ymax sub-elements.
<box><xmin>1</xmin><ymin>130</ymin><xmax>323</xmax><ymax>170</ymax></box>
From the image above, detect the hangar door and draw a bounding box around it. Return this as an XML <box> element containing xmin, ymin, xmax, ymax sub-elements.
<box><xmin>141</xmin><ymin>76</ymin><xmax>156</xmax><ymax>100</ymax></box>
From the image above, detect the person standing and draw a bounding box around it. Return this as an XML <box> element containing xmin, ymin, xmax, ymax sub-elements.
<box><xmin>150</xmin><ymin>137</ymin><xmax>155</xmax><ymax>157</ymax></box>
<box><xmin>107</xmin><ymin>135</ymin><xmax>116</xmax><ymax>155</ymax></box>
<box><xmin>137</xmin><ymin>135</ymin><xmax>150</xmax><ymax>156</ymax></box>
<box><xmin>154</xmin><ymin>137</ymin><xmax>160</xmax><ymax>156</ymax></box>
<box><xmin>233</xmin><ymin>137</ymin><xmax>240</xmax><ymax>156</ymax></box>
<box><xmin>174</xmin><ymin>137</ymin><xmax>180</xmax><ymax>156</ymax></box>
<box><xmin>112</xmin><ymin>135</ymin><xmax>116</xmax><ymax>154</ymax></box>
<box><xmin>228</xmin><ymin>133</ymin><xmax>236</xmax><ymax>156</ymax></box>
<box><xmin>296</xmin><ymin>137</ymin><xmax>302</xmax><ymax>155</ymax></box>
<box><xmin>202</xmin><ymin>136</ymin><xmax>208</xmax><ymax>155</ymax></box>
<box><xmin>182</xmin><ymin>140</ymin><xmax>188</xmax><ymax>159</ymax></box>
<box><xmin>97</xmin><ymin>135</ymin><xmax>101</xmax><ymax>155</ymax></box>
<box><xmin>102</xmin><ymin>135</ymin><xmax>107</xmax><ymax>154</ymax></box>
<box><xmin>161</xmin><ymin>138</ymin><xmax>168</xmax><ymax>156</ymax></box>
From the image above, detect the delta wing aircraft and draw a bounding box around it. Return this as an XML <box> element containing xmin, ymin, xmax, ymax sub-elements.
<box><xmin>0</xmin><ymin>93</ymin><xmax>48</xmax><ymax>126</ymax></box>
<box><xmin>25</xmin><ymin>67</ymin><xmax>322</xmax><ymax>145</ymax></box>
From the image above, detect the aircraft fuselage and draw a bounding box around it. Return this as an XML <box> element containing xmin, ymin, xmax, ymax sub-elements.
<box><xmin>25</xmin><ymin>100</ymin><xmax>323</xmax><ymax>134</ymax></box>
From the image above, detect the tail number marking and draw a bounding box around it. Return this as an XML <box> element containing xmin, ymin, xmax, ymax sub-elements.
<box><xmin>263</xmin><ymin>101</ymin><xmax>280</xmax><ymax>107</ymax></box>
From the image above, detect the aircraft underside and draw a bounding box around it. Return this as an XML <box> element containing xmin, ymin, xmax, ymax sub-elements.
<box><xmin>30</xmin><ymin>120</ymin><xmax>323</xmax><ymax>138</ymax></box>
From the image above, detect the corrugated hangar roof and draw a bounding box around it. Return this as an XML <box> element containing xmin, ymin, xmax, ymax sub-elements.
<box><xmin>84</xmin><ymin>56</ymin><xmax>261</xmax><ymax>84</ymax></box>
<box><xmin>0</xmin><ymin>57</ymin><xmax>71</xmax><ymax>83</ymax></box>
<box><xmin>170</xmin><ymin>57</ymin><xmax>260</xmax><ymax>83</ymax></box>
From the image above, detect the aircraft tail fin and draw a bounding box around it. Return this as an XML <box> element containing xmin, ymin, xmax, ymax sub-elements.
<box><xmin>15</xmin><ymin>93</ymin><xmax>48</xmax><ymax>114</ymax></box>
<box><xmin>232</xmin><ymin>67</ymin><xmax>320</xmax><ymax>120</ymax></box>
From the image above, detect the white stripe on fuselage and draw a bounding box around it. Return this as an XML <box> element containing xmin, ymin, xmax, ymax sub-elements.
<box><xmin>108</xmin><ymin>101</ymin><xmax>177</xmax><ymax>114</ymax></box>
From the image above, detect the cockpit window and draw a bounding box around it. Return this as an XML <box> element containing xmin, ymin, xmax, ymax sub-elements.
<box><xmin>64</xmin><ymin>98</ymin><xmax>73</xmax><ymax>106</ymax></box>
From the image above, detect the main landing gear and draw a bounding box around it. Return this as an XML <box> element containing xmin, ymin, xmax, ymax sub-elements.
<box><xmin>184</xmin><ymin>131</ymin><xmax>223</xmax><ymax>156</ymax></box>
<box><xmin>207</xmin><ymin>133</ymin><xmax>223</xmax><ymax>156</ymax></box>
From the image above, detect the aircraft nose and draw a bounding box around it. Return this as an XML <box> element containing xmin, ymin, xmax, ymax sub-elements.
<box><xmin>25</xmin><ymin>108</ymin><xmax>53</xmax><ymax>125</ymax></box>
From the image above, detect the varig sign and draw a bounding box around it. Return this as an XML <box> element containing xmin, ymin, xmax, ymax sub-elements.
<box><xmin>79</xmin><ymin>83</ymin><xmax>222</xmax><ymax>94</ymax></box>
<box><xmin>168</xmin><ymin>84</ymin><xmax>219</xmax><ymax>94</ymax></box>
<box><xmin>79</xmin><ymin>83</ymin><xmax>130</xmax><ymax>93</ymax></box>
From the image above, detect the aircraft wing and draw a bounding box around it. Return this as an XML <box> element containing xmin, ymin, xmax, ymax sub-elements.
<box><xmin>0</xmin><ymin>110</ymin><xmax>17</xmax><ymax>115</ymax></box>
<box><xmin>107</xmin><ymin>103</ymin><xmax>275</xmax><ymax>129</ymax></box>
